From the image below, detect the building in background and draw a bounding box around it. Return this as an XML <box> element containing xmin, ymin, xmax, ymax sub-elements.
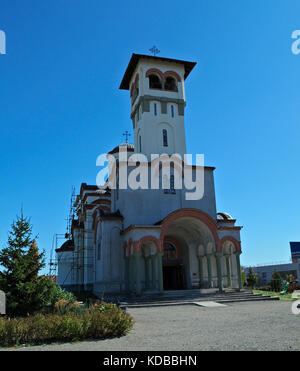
<box><xmin>245</xmin><ymin>242</ymin><xmax>300</xmax><ymax>285</ymax></box>
<box><xmin>290</xmin><ymin>242</ymin><xmax>300</xmax><ymax>263</ymax></box>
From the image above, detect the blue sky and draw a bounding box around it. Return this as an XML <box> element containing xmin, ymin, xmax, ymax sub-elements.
<box><xmin>1</xmin><ymin>0</ymin><xmax>300</xmax><ymax>271</ymax></box>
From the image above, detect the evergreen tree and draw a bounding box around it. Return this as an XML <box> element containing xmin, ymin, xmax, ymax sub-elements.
<box><xmin>246</xmin><ymin>267</ymin><xmax>258</xmax><ymax>289</ymax></box>
<box><xmin>0</xmin><ymin>211</ymin><xmax>53</xmax><ymax>316</ymax></box>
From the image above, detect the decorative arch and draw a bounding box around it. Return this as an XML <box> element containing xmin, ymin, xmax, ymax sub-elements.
<box><xmin>138</xmin><ymin>235</ymin><xmax>160</xmax><ymax>254</ymax></box>
<box><xmin>160</xmin><ymin>208</ymin><xmax>220</xmax><ymax>252</ymax></box>
<box><xmin>220</xmin><ymin>236</ymin><xmax>241</xmax><ymax>253</ymax></box>
<box><xmin>145</xmin><ymin>68</ymin><xmax>165</xmax><ymax>81</ymax></box>
<box><xmin>164</xmin><ymin>70</ymin><xmax>181</xmax><ymax>82</ymax></box>
<box><xmin>145</xmin><ymin>68</ymin><xmax>181</xmax><ymax>83</ymax></box>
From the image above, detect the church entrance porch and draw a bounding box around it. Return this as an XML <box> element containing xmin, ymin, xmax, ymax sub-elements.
<box><xmin>159</xmin><ymin>209</ymin><xmax>242</xmax><ymax>292</ymax></box>
<box><xmin>123</xmin><ymin>209</ymin><xmax>242</xmax><ymax>296</ymax></box>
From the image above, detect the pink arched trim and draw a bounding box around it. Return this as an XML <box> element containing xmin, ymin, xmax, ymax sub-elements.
<box><xmin>145</xmin><ymin>68</ymin><xmax>165</xmax><ymax>81</ymax></box>
<box><xmin>164</xmin><ymin>70</ymin><xmax>181</xmax><ymax>82</ymax></box>
<box><xmin>220</xmin><ymin>236</ymin><xmax>242</xmax><ymax>253</ymax></box>
<box><xmin>160</xmin><ymin>208</ymin><xmax>221</xmax><ymax>252</ymax></box>
<box><xmin>138</xmin><ymin>235</ymin><xmax>161</xmax><ymax>253</ymax></box>
<box><xmin>145</xmin><ymin>68</ymin><xmax>182</xmax><ymax>82</ymax></box>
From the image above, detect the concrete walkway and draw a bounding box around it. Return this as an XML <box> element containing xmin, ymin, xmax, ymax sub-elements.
<box><xmin>7</xmin><ymin>301</ymin><xmax>300</xmax><ymax>351</ymax></box>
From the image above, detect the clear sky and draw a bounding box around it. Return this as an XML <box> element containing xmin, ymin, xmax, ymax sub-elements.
<box><xmin>1</xmin><ymin>0</ymin><xmax>300</xmax><ymax>271</ymax></box>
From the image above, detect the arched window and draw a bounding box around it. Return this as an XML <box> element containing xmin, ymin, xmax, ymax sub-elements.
<box><xmin>154</xmin><ymin>103</ymin><xmax>157</xmax><ymax>116</ymax></box>
<box><xmin>163</xmin><ymin>129</ymin><xmax>168</xmax><ymax>147</ymax></box>
<box><xmin>171</xmin><ymin>105</ymin><xmax>174</xmax><ymax>117</ymax></box>
<box><xmin>149</xmin><ymin>74</ymin><xmax>162</xmax><ymax>89</ymax></box>
<box><xmin>163</xmin><ymin>242</ymin><xmax>177</xmax><ymax>260</ymax></box>
<box><xmin>165</xmin><ymin>76</ymin><xmax>177</xmax><ymax>91</ymax></box>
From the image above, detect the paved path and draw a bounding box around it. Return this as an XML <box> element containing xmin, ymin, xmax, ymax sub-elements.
<box><xmin>8</xmin><ymin>301</ymin><xmax>300</xmax><ymax>351</ymax></box>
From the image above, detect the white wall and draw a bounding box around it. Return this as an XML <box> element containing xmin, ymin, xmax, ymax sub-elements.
<box><xmin>114</xmin><ymin>166</ymin><xmax>217</xmax><ymax>229</ymax></box>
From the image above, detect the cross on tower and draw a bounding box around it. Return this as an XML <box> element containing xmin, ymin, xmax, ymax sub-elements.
<box><xmin>123</xmin><ymin>131</ymin><xmax>131</xmax><ymax>143</ymax></box>
<box><xmin>149</xmin><ymin>45</ymin><xmax>160</xmax><ymax>56</ymax></box>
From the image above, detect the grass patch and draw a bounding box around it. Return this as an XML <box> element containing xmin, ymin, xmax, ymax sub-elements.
<box><xmin>253</xmin><ymin>290</ymin><xmax>296</xmax><ymax>301</ymax></box>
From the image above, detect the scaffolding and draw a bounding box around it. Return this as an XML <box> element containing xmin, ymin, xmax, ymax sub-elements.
<box><xmin>66</xmin><ymin>186</ymin><xmax>76</xmax><ymax>239</ymax></box>
<box><xmin>48</xmin><ymin>187</ymin><xmax>76</xmax><ymax>278</ymax></box>
<box><xmin>49</xmin><ymin>233</ymin><xmax>66</xmax><ymax>277</ymax></box>
<box><xmin>48</xmin><ymin>187</ymin><xmax>96</xmax><ymax>291</ymax></box>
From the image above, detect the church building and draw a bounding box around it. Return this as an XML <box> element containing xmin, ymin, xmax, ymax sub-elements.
<box><xmin>56</xmin><ymin>53</ymin><xmax>243</xmax><ymax>296</ymax></box>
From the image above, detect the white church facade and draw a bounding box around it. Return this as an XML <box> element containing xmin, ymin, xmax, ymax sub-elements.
<box><xmin>56</xmin><ymin>53</ymin><xmax>243</xmax><ymax>296</ymax></box>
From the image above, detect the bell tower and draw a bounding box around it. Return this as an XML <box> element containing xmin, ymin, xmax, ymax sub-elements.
<box><xmin>120</xmin><ymin>54</ymin><xmax>196</xmax><ymax>159</ymax></box>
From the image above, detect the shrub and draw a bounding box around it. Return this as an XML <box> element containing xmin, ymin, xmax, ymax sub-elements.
<box><xmin>49</xmin><ymin>285</ymin><xmax>76</xmax><ymax>306</ymax></box>
<box><xmin>53</xmin><ymin>299</ymin><xmax>82</xmax><ymax>315</ymax></box>
<box><xmin>270</xmin><ymin>271</ymin><xmax>282</xmax><ymax>292</ymax></box>
<box><xmin>0</xmin><ymin>302</ymin><xmax>133</xmax><ymax>347</ymax></box>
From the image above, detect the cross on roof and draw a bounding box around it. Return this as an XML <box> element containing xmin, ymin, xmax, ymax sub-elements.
<box><xmin>149</xmin><ymin>45</ymin><xmax>160</xmax><ymax>56</ymax></box>
<box><xmin>123</xmin><ymin>131</ymin><xmax>131</xmax><ymax>143</ymax></box>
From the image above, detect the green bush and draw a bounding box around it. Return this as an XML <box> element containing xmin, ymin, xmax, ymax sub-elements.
<box><xmin>50</xmin><ymin>285</ymin><xmax>76</xmax><ymax>305</ymax></box>
<box><xmin>0</xmin><ymin>303</ymin><xmax>133</xmax><ymax>347</ymax></box>
<box><xmin>270</xmin><ymin>271</ymin><xmax>282</xmax><ymax>292</ymax></box>
<box><xmin>53</xmin><ymin>299</ymin><xmax>84</xmax><ymax>315</ymax></box>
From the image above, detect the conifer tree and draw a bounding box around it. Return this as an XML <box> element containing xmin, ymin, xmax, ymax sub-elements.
<box><xmin>246</xmin><ymin>267</ymin><xmax>258</xmax><ymax>289</ymax></box>
<box><xmin>0</xmin><ymin>210</ymin><xmax>53</xmax><ymax>316</ymax></box>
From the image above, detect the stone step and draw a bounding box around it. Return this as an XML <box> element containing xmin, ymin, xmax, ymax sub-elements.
<box><xmin>121</xmin><ymin>294</ymin><xmax>273</xmax><ymax>306</ymax></box>
<box><xmin>122</xmin><ymin>292</ymin><xmax>257</xmax><ymax>304</ymax></box>
<box><xmin>120</xmin><ymin>295</ymin><xmax>279</xmax><ymax>309</ymax></box>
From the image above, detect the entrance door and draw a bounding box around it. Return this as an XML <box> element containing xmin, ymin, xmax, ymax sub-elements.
<box><xmin>163</xmin><ymin>265</ymin><xmax>185</xmax><ymax>290</ymax></box>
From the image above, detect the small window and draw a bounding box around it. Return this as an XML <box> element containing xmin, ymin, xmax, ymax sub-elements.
<box><xmin>165</xmin><ymin>76</ymin><xmax>177</xmax><ymax>91</ymax></box>
<box><xmin>163</xmin><ymin>129</ymin><xmax>168</xmax><ymax>147</ymax></box>
<box><xmin>149</xmin><ymin>74</ymin><xmax>162</xmax><ymax>89</ymax></box>
<box><xmin>154</xmin><ymin>103</ymin><xmax>157</xmax><ymax>116</ymax></box>
<box><xmin>170</xmin><ymin>175</ymin><xmax>176</xmax><ymax>194</ymax></box>
<box><xmin>139</xmin><ymin>135</ymin><xmax>142</xmax><ymax>152</ymax></box>
<box><xmin>164</xmin><ymin>175</ymin><xmax>176</xmax><ymax>194</ymax></box>
<box><xmin>171</xmin><ymin>105</ymin><xmax>174</xmax><ymax>117</ymax></box>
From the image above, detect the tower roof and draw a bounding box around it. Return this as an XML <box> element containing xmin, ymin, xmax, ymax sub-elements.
<box><xmin>119</xmin><ymin>53</ymin><xmax>197</xmax><ymax>90</ymax></box>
